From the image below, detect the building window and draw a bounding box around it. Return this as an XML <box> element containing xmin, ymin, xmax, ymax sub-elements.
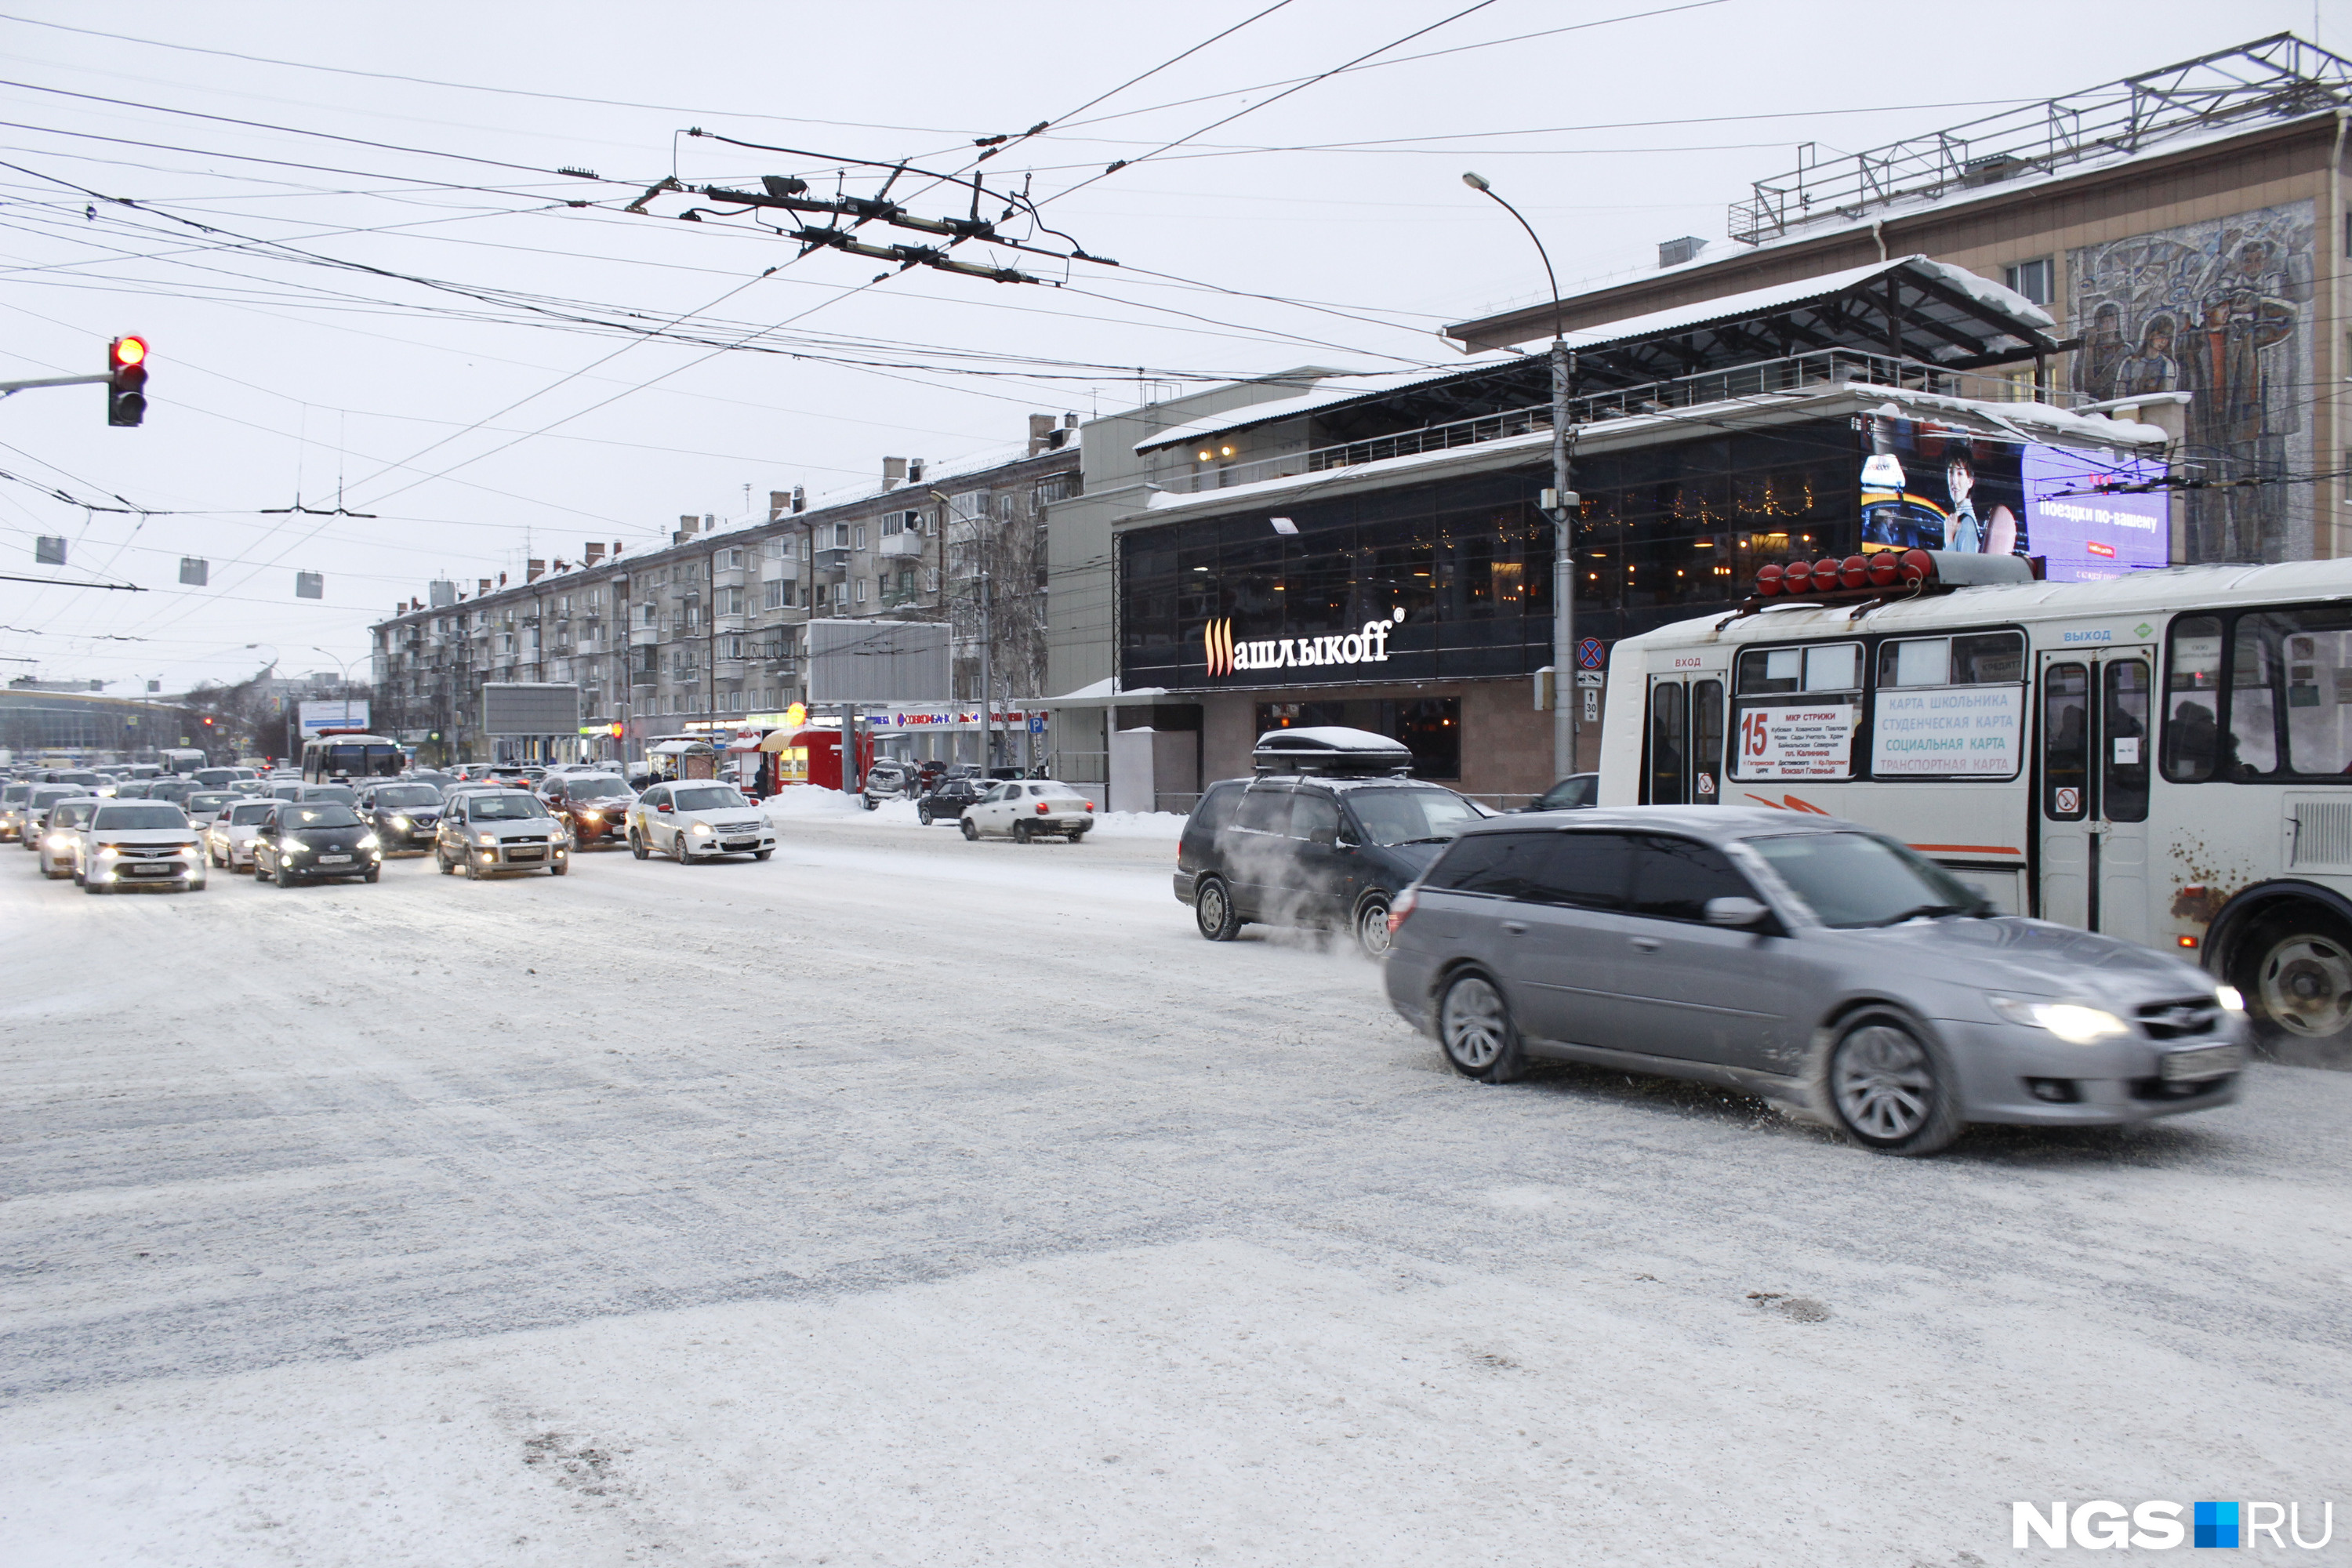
<box><xmin>897</xmin><ymin>568</ymin><xmax>916</xmax><ymax>598</ymax></box>
<box><xmin>2003</xmin><ymin>258</ymin><xmax>2053</xmax><ymax>306</ymax></box>
<box><xmin>853</xmin><ymin>524</ymin><xmax>867</xmax><ymax>551</ymax></box>
<box><xmin>855</xmin><ymin>578</ymin><xmax>869</xmax><ymax>604</ymax></box>
<box><xmin>924</xmin><ymin>567</ymin><xmax>939</xmax><ymax>593</ymax></box>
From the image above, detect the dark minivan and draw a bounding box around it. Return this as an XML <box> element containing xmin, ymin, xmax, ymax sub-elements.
<box><xmin>1175</xmin><ymin>728</ymin><xmax>1489</xmax><ymax>956</ymax></box>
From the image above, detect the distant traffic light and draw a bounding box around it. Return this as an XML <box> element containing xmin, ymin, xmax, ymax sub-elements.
<box><xmin>107</xmin><ymin>336</ymin><xmax>147</xmax><ymax>426</ymax></box>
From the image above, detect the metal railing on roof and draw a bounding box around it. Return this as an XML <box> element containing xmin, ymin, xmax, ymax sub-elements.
<box><xmin>1730</xmin><ymin>34</ymin><xmax>2351</xmax><ymax>245</ymax></box>
<box><xmin>1152</xmin><ymin>350</ymin><xmax>2073</xmax><ymax>495</ymax></box>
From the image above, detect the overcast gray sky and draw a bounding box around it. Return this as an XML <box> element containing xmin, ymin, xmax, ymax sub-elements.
<box><xmin>0</xmin><ymin>0</ymin><xmax>2319</xmax><ymax>693</ymax></box>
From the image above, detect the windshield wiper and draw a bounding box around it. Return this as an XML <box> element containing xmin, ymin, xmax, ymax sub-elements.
<box><xmin>1388</xmin><ymin>834</ymin><xmax>1456</xmax><ymax>847</ymax></box>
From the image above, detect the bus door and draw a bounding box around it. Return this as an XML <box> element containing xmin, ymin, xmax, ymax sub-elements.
<box><xmin>1642</xmin><ymin>670</ymin><xmax>1726</xmax><ymax>805</ymax></box>
<box><xmin>2036</xmin><ymin>649</ymin><xmax>2154</xmax><ymax>940</ymax></box>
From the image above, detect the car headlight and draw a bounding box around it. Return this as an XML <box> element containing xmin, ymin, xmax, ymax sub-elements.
<box><xmin>96</xmin><ymin>845</ymin><xmax>122</xmax><ymax>859</ymax></box>
<box><xmin>578</xmin><ymin>809</ymin><xmax>600</xmax><ymax>821</ymax></box>
<box><xmin>477</xmin><ymin>832</ymin><xmax>499</xmax><ymax>847</ymax></box>
<box><xmin>391</xmin><ymin>815</ymin><xmax>411</xmax><ymax>831</ymax></box>
<box><xmin>357</xmin><ymin>833</ymin><xmax>379</xmax><ymax>851</ymax></box>
<box><xmin>2215</xmin><ymin>985</ymin><xmax>2246</xmax><ymax>1014</ymax></box>
<box><xmin>1990</xmin><ymin>996</ymin><xmax>2131</xmax><ymax>1043</ymax></box>
<box><xmin>691</xmin><ymin>822</ymin><xmax>714</xmax><ymax>836</ymax></box>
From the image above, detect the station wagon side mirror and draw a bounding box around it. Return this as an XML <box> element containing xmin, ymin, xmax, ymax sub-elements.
<box><xmin>1308</xmin><ymin>826</ymin><xmax>1338</xmax><ymax>848</ymax></box>
<box><xmin>1704</xmin><ymin>896</ymin><xmax>1769</xmax><ymax>929</ymax></box>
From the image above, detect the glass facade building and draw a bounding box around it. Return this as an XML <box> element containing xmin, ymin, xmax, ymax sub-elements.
<box><xmin>1118</xmin><ymin>419</ymin><xmax>1863</xmax><ymax>693</ymax></box>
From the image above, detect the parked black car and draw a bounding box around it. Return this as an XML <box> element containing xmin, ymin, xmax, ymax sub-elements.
<box><xmin>358</xmin><ymin>780</ymin><xmax>446</xmax><ymax>852</ymax></box>
<box><xmin>251</xmin><ymin>801</ymin><xmax>383</xmax><ymax>886</ymax></box>
<box><xmin>917</xmin><ymin>776</ymin><xmax>991</xmax><ymax>826</ymax></box>
<box><xmin>1174</xmin><ymin>728</ymin><xmax>1492</xmax><ymax>957</ymax></box>
<box><xmin>1519</xmin><ymin>773</ymin><xmax>1599</xmax><ymax>812</ymax></box>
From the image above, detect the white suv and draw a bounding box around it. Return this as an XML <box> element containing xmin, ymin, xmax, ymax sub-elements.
<box><xmin>627</xmin><ymin>782</ymin><xmax>775</xmax><ymax>862</ymax></box>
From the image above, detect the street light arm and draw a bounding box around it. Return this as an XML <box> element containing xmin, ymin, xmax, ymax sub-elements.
<box><xmin>1468</xmin><ymin>182</ymin><xmax>1563</xmax><ymax>343</ymax></box>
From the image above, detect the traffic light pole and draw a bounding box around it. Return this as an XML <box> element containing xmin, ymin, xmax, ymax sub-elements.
<box><xmin>0</xmin><ymin>373</ymin><xmax>109</xmax><ymax>395</ymax></box>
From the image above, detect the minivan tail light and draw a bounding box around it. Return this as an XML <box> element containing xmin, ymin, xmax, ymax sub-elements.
<box><xmin>1388</xmin><ymin>887</ymin><xmax>1419</xmax><ymax>935</ymax></box>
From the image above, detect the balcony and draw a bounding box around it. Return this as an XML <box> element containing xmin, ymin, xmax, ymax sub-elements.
<box><xmin>878</xmin><ymin>531</ymin><xmax>923</xmax><ymax>558</ymax></box>
<box><xmin>629</xmin><ymin>623</ymin><xmax>661</xmax><ymax>648</ymax></box>
<box><xmin>713</xmin><ymin>612</ymin><xmax>750</xmax><ymax>635</ymax></box>
<box><xmin>812</xmin><ymin>546</ymin><xmax>851</xmax><ymax>575</ymax></box>
<box><xmin>713</xmin><ymin>565</ymin><xmax>748</xmax><ymax>589</ymax></box>
<box><xmin>714</xmin><ymin>659</ymin><xmax>748</xmax><ymax>679</ymax></box>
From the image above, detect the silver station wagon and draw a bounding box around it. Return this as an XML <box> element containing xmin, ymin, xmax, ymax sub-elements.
<box><xmin>1382</xmin><ymin>807</ymin><xmax>2246</xmax><ymax>1155</ymax></box>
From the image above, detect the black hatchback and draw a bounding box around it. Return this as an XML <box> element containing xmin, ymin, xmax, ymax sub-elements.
<box><xmin>917</xmin><ymin>776</ymin><xmax>990</xmax><ymax>826</ymax></box>
<box><xmin>251</xmin><ymin>801</ymin><xmax>383</xmax><ymax>886</ymax></box>
<box><xmin>1175</xmin><ymin>728</ymin><xmax>1490</xmax><ymax>956</ymax></box>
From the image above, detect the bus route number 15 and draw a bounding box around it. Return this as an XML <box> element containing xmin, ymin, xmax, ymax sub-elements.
<box><xmin>1739</xmin><ymin>710</ymin><xmax>1772</xmax><ymax>759</ymax></box>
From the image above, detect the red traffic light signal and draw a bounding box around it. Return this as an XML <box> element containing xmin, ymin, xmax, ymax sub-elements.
<box><xmin>108</xmin><ymin>336</ymin><xmax>147</xmax><ymax>427</ymax></box>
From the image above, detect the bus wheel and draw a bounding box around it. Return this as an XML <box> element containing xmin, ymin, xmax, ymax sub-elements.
<box><xmin>2240</xmin><ymin>910</ymin><xmax>2352</xmax><ymax>1064</ymax></box>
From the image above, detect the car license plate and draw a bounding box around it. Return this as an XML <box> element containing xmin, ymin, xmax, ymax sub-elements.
<box><xmin>509</xmin><ymin>848</ymin><xmax>544</xmax><ymax>861</ymax></box>
<box><xmin>2161</xmin><ymin>1044</ymin><xmax>2241</xmax><ymax>1082</ymax></box>
<box><xmin>318</xmin><ymin>854</ymin><xmax>352</xmax><ymax>865</ymax></box>
<box><xmin>724</xmin><ymin>839</ymin><xmax>757</xmax><ymax>851</ymax></box>
<box><xmin>131</xmin><ymin>864</ymin><xmax>173</xmax><ymax>876</ymax></box>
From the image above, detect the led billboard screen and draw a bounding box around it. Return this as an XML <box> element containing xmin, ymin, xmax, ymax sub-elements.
<box><xmin>2022</xmin><ymin>445</ymin><xmax>2169</xmax><ymax>582</ymax></box>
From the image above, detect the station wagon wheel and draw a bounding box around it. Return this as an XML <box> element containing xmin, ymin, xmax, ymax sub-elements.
<box><xmin>1826</xmin><ymin>1012</ymin><xmax>1960</xmax><ymax>1156</ymax></box>
<box><xmin>1355</xmin><ymin>896</ymin><xmax>1393</xmax><ymax>959</ymax></box>
<box><xmin>1438</xmin><ymin>972</ymin><xmax>1523</xmax><ymax>1083</ymax></box>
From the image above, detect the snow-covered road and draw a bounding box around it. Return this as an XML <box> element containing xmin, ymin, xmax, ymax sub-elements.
<box><xmin>3</xmin><ymin>804</ymin><xmax>2347</xmax><ymax>1566</ymax></box>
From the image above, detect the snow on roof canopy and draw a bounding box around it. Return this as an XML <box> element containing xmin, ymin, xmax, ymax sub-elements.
<box><xmin>1155</xmin><ymin>257</ymin><xmax>2060</xmax><ymax>456</ymax></box>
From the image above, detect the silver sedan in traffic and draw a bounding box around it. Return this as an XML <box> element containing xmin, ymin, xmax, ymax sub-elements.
<box><xmin>1382</xmin><ymin>807</ymin><xmax>2245</xmax><ymax>1156</ymax></box>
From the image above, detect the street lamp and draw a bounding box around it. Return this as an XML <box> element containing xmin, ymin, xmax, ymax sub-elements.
<box><xmin>1463</xmin><ymin>172</ymin><xmax>1578</xmax><ymax>779</ymax></box>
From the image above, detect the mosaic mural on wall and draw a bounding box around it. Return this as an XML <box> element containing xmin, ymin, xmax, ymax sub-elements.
<box><xmin>2069</xmin><ymin>198</ymin><xmax>2313</xmax><ymax>562</ymax></box>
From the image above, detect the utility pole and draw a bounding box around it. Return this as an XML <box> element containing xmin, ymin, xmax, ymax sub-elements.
<box><xmin>1465</xmin><ymin>172</ymin><xmax>1578</xmax><ymax>779</ymax></box>
<box><xmin>977</xmin><ymin>569</ymin><xmax>994</xmax><ymax>770</ymax></box>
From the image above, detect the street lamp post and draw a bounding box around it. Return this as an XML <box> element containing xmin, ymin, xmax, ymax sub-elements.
<box><xmin>1463</xmin><ymin>172</ymin><xmax>1578</xmax><ymax>779</ymax></box>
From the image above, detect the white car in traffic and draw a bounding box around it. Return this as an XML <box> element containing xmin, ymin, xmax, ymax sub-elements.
<box><xmin>37</xmin><ymin>797</ymin><xmax>103</xmax><ymax>878</ymax></box>
<box><xmin>207</xmin><ymin>798</ymin><xmax>278</xmax><ymax>871</ymax></box>
<box><xmin>959</xmin><ymin>779</ymin><xmax>1095</xmax><ymax>843</ymax></box>
<box><xmin>74</xmin><ymin>800</ymin><xmax>206</xmax><ymax>892</ymax></box>
<box><xmin>626</xmin><ymin>782</ymin><xmax>775</xmax><ymax>862</ymax></box>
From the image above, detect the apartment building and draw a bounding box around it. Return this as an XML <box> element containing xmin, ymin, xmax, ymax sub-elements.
<box><xmin>372</xmin><ymin>417</ymin><xmax>1080</xmax><ymax>764</ymax></box>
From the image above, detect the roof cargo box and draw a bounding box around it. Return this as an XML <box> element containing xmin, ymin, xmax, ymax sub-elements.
<box><xmin>1251</xmin><ymin>726</ymin><xmax>1414</xmax><ymax>776</ymax></box>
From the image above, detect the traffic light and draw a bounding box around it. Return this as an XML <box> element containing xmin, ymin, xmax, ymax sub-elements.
<box><xmin>107</xmin><ymin>336</ymin><xmax>147</xmax><ymax>426</ymax></box>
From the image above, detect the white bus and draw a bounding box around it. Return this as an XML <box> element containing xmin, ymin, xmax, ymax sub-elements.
<box><xmin>1599</xmin><ymin>556</ymin><xmax>2352</xmax><ymax>1066</ymax></box>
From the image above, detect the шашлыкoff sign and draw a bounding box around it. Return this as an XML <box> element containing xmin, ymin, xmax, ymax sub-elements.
<box><xmin>1203</xmin><ymin>608</ymin><xmax>1407</xmax><ymax>679</ymax></box>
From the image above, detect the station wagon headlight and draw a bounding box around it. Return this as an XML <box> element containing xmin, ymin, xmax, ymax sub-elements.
<box><xmin>2214</xmin><ymin>985</ymin><xmax>2246</xmax><ymax>1014</ymax></box>
<box><xmin>1990</xmin><ymin>996</ymin><xmax>2129</xmax><ymax>1043</ymax></box>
